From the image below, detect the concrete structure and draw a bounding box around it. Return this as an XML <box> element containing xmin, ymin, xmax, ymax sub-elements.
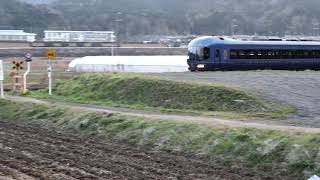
<box><xmin>0</xmin><ymin>30</ymin><xmax>36</xmax><ymax>42</ymax></box>
<box><xmin>43</xmin><ymin>30</ymin><xmax>116</xmax><ymax>42</ymax></box>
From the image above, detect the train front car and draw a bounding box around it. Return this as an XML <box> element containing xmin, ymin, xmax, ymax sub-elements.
<box><xmin>187</xmin><ymin>36</ymin><xmax>320</xmax><ymax>71</ymax></box>
<box><xmin>187</xmin><ymin>36</ymin><xmax>237</xmax><ymax>71</ymax></box>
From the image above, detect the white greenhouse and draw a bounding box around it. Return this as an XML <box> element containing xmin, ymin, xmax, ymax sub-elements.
<box><xmin>68</xmin><ymin>56</ymin><xmax>188</xmax><ymax>73</ymax></box>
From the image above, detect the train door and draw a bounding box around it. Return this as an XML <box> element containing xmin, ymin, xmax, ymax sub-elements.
<box><xmin>215</xmin><ymin>49</ymin><xmax>221</xmax><ymax>64</ymax></box>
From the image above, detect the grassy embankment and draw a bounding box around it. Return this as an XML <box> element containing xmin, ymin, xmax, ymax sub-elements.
<box><xmin>0</xmin><ymin>99</ymin><xmax>319</xmax><ymax>179</ymax></box>
<box><xmin>27</xmin><ymin>73</ymin><xmax>294</xmax><ymax>119</ymax></box>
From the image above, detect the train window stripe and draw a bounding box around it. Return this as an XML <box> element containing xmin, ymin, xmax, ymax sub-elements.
<box><xmin>230</xmin><ymin>49</ymin><xmax>320</xmax><ymax>59</ymax></box>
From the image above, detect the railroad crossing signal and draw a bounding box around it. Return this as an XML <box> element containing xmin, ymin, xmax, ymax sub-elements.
<box><xmin>47</xmin><ymin>49</ymin><xmax>56</xmax><ymax>60</ymax></box>
<box><xmin>12</xmin><ymin>61</ymin><xmax>24</xmax><ymax>70</ymax></box>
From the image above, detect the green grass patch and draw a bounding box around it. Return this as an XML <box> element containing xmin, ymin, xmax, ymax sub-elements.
<box><xmin>27</xmin><ymin>73</ymin><xmax>294</xmax><ymax>119</ymax></box>
<box><xmin>0</xmin><ymin>99</ymin><xmax>318</xmax><ymax>179</ymax></box>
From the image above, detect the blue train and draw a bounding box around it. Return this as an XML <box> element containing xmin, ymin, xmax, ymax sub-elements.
<box><xmin>187</xmin><ymin>36</ymin><xmax>320</xmax><ymax>71</ymax></box>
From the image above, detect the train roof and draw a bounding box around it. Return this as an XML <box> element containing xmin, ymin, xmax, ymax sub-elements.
<box><xmin>189</xmin><ymin>36</ymin><xmax>320</xmax><ymax>47</ymax></box>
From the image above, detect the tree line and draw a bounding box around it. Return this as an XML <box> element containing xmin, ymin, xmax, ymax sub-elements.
<box><xmin>2</xmin><ymin>0</ymin><xmax>320</xmax><ymax>40</ymax></box>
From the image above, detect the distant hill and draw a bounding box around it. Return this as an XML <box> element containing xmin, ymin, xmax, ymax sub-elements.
<box><xmin>2</xmin><ymin>0</ymin><xmax>320</xmax><ymax>40</ymax></box>
<box><xmin>51</xmin><ymin>0</ymin><xmax>320</xmax><ymax>37</ymax></box>
<box><xmin>0</xmin><ymin>0</ymin><xmax>65</xmax><ymax>37</ymax></box>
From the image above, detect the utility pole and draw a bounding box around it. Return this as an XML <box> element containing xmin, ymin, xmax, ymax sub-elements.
<box><xmin>111</xmin><ymin>32</ymin><xmax>115</xmax><ymax>56</ymax></box>
<box><xmin>113</xmin><ymin>12</ymin><xmax>123</xmax><ymax>56</ymax></box>
<box><xmin>116</xmin><ymin>12</ymin><xmax>123</xmax><ymax>43</ymax></box>
<box><xmin>312</xmin><ymin>19</ymin><xmax>320</xmax><ymax>36</ymax></box>
<box><xmin>231</xmin><ymin>19</ymin><xmax>238</xmax><ymax>36</ymax></box>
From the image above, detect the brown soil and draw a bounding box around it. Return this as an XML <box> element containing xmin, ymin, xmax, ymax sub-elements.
<box><xmin>0</xmin><ymin>121</ymin><xmax>269</xmax><ymax>180</ymax></box>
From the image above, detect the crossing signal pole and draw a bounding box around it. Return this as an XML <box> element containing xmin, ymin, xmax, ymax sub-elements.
<box><xmin>23</xmin><ymin>52</ymin><xmax>32</xmax><ymax>93</ymax></box>
<box><xmin>11</xmin><ymin>61</ymin><xmax>24</xmax><ymax>91</ymax></box>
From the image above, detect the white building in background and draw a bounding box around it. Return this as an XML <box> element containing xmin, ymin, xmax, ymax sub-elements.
<box><xmin>43</xmin><ymin>30</ymin><xmax>116</xmax><ymax>42</ymax></box>
<box><xmin>0</xmin><ymin>30</ymin><xmax>36</xmax><ymax>42</ymax></box>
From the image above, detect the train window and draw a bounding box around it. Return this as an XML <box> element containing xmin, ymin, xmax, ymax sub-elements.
<box><xmin>188</xmin><ymin>47</ymin><xmax>196</xmax><ymax>54</ymax></box>
<box><xmin>274</xmin><ymin>51</ymin><xmax>280</xmax><ymax>59</ymax></box>
<box><xmin>239</xmin><ymin>51</ymin><xmax>246</xmax><ymax>59</ymax></box>
<box><xmin>260</xmin><ymin>50</ymin><xmax>267</xmax><ymax>59</ymax></box>
<box><xmin>292</xmin><ymin>51</ymin><xmax>297</xmax><ymax>58</ymax></box>
<box><xmin>230</xmin><ymin>50</ymin><xmax>238</xmax><ymax>59</ymax></box>
<box><xmin>302</xmin><ymin>50</ymin><xmax>307</xmax><ymax>58</ymax></box>
<box><xmin>257</xmin><ymin>51</ymin><xmax>262</xmax><ymax>56</ymax></box>
<box><xmin>290</xmin><ymin>51</ymin><xmax>296</xmax><ymax>58</ymax></box>
<box><xmin>203</xmin><ymin>47</ymin><xmax>210</xmax><ymax>59</ymax></box>
<box><xmin>288</xmin><ymin>51</ymin><xmax>293</xmax><ymax>58</ymax></box>
<box><xmin>188</xmin><ymin>47</ymin><xmax>197</xmax><ymax>59</ymax></box>
<box><xmin>289</xmin><ymin>51</ymin><xmax>293</xmax><ymax>58</ymax></box>
<box><xmin>316</xmin><ymin>50</ymin><xmax>320</xmax><ymax>58</ymax></box>
<box><xmin>267</xmin><ymin>51</ymin><xmax>274</xmax><ymax>58</ymax></box>
<box><xmin>314</xmin><ymin>51</ymin><xmax>318</xmax><ymax>58</ymax></box>
<box><xmin>224</xmin><ymin>50</ymin><xmax>228</xmax><ymax>60</ymax></box>
<box><xmin>256</xmin><ymin>51</ymin><xmax>262</xmax><ymax>59</ymax></box>
<box><xmin>297</xmin><ymin>50</ymin><xmax>304</xmax><ymax>58</ymax></box>
<box><xmin>308</xmin><ymin>51</ymin><xmax>313</xmax><ymax>58</ymax></box>
<box><xmin>313</xmin><ymin>51</ymin><xmax>317</xmax><ymax>58</ymax></box>
<box><xmin>244</xmin><ymin>50</ymin><xmax>250</xmax><ymax>59</ymax></box>
<box><xmin>281</xmin><ymin>50</ymin><xmax>289</xmax><ymax>59</ymax></box>
<box><xmin>188</xmin><ymin>46</ymin><xmax>211</xmax><ymax>60</ymax></box>
<box><xmin>310</xmin><ymin>51</ymin><xmax>316</xmax><ymax>58</ymax></box>
<box><xmin>228</xmin><ymin>49</ymin><xmax>320</xmax><ymax>60</ymax></box>
<box><xmin>248</xmin><ymin>51</ymin><xmax>255</xmax><ymax>59</ymax></box>
<box><xmin>197</xmin><ymin>48</ymin><xmax>204</xmax><ymax>59</ymax></box>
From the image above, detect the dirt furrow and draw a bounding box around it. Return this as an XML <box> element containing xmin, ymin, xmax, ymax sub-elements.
<box><xmin>0</xmin><ymin>121</ymin><xmax>264</xmax><ymax>180</ymax></box>
<box><xmin>2</xmin><ymin>128</ymin><xmax>173</xmax><ymax>178</ymax></box>
<box><xmin>0</xmin><ymin>164</ymin><xmax>36</xmax><ymax>180</ymax></box>
<box><xmin>1</xmin><ymin>122</ymin><xmax>236</xmax><ymax>178</ymax></box>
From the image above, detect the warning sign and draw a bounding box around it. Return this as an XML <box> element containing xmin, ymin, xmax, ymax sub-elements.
<box><xmin>25</xmin><ymin>52</ymin><xmax>32</xmax><ymax>62</ymax></box>
<box><xmin>47</xmin><ymin>49</ymin><xmax>56</xmax><ymax>60</ymax></box>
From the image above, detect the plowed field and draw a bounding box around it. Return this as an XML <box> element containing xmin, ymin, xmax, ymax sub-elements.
<box><xmin>0</xmin><ymin>121</ymin><xmax>267</xmax><ymax>180</ymax></box>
